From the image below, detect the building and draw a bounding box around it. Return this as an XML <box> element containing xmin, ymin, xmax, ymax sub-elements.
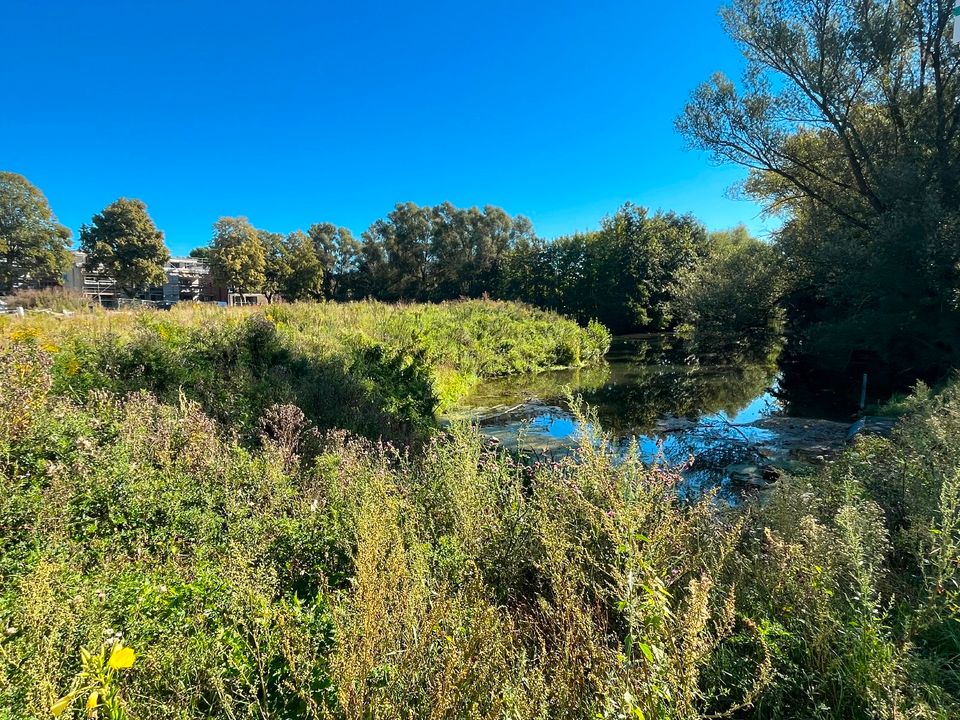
<box><xmin>65</xmin><ymin>252</ymin><xmax>217</xmax><ymax>307</ymax></box>
<box><xmin>64</xmin><ymin>252</ymin><xmax>121</xmax><ymax>307</ymax></box>
<box><xmin>162</xmin><ymin>256</ymin><xmax>214</xmax><ymax>303</ymax></box>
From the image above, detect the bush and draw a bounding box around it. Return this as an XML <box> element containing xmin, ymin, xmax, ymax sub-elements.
<box><xmin>3</xmin><ymin>286</ymin><xmax>92</xmax><ymax>313</ymax></box>
<box><xmin>672</xmin><ymin>227</ymin><xmax>784</xmax><ymax>342</ymax></box>
<box><xmin>1</xmin><ymin>304</ymin><xmax>958</xmax><ymax>718</ymax></box>
<box><xmin>1</xmin><ymin>299</ymin><xmax>610</xmax><ymax>443</ymax></box>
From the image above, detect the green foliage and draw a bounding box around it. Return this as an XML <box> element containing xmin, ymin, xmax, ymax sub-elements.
<box><xmin>1</xmin><ymin>300</ymin><xmax>609</xmax><ymax>442</ymax></box>
<box><xmin>281</xmin><ymin>230</ymin><xmax>324</xmax><ymax>301</ymax></box>
<box><xmin>261</xmin><ymin>229</ymin><xmax>324</xmax><ymax>302</ymax></box>
<box><xmin>357</xmin><ymin>201</ymin><xmax>534</xmax><ymax>302</ymax></box>
<box><xmin>1</xmin><ymin>319</ymin><xmax>959</xmax><ymax>718</ymax></box>
<box><xmin>79</xmin><ymin>198</ymin><xmax>170</xmax><ymax>298</ymax></box>
<box><xmin>209</xmin><ymin>217</ymin><xmax>267</xmax><ymax>295</ymax></box>
<box><xmin>308</xmin><ymin>222</ymin><xmax>361</xmax><ymax>300</ymax></box>
<box><xmin>679</xmin><ymin>0</ymin><xmax>960</xmax><ymax>389</ymax></box>
<box><xmin>672</xmin><ymin>226</ymin><xmax>784</xmax><ymax>340</ymax></box>
<box><xmin>0</xmin><ymin>171</ymin><xmax>71</xmax><ymax>293</ymax></box>
<box><xmin>498</xmin><ymin>204</ymin><xmax>708</xmax><ymax>333</ymax></box>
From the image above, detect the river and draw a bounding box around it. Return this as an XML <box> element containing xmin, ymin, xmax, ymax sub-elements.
<box><xmin>444</xmin><ymin>334</ymin><xmax>861</xmax><ymax>500</ymax></box>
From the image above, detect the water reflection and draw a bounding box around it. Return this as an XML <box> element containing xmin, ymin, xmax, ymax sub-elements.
<box><xmin>452</xmin><ymin>335</ymin><xmax>781</xmax><ymax>432</ymax></box>
<box><xmin>446</xmin><ymin>334</ymin><xmax>787</xmax><ymax>499</ymax></box>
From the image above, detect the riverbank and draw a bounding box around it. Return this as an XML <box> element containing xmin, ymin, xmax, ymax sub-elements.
<box><xmin>0</xmin><ymin>300</ymin><xmax>610</xmax><ymax>442</ymax></box>
<box><xmin>1</xmin><ymin>309</ymin><xmax>958</xmax><ymax>718</ymax></box>
<box><xmin>443</xmin><ymin>334</ymin><xmax>907</xmax><ymax>494</ymax></box>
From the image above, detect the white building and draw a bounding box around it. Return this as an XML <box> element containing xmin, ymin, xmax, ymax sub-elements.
<box><xmin>64</xmin><ymin>252</ymin><xmax>215</xmax><ymax>307</ymax></box>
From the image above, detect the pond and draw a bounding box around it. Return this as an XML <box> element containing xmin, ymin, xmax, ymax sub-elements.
<box><xmin>444</xmin><ymin>335</ymin><xmax>859</xmax><ymax>500</ymax></box>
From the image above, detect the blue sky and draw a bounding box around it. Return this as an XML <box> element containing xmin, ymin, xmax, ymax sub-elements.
<box><xmin>3</xmin><ymin>0</ymin><xmax>771</xmax><ymax>255</ymax></box>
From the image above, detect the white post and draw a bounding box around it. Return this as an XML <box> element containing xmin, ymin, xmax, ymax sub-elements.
<box><xmin>954</xmin><ymin>2</ymin><xmax>960</xmax><ymax>45</ymax></box>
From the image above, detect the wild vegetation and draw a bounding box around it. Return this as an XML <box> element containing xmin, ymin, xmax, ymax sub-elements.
<box><xmin>1</xmin><ymin>1</ymin><xmax>959</xmax><ymax>717</ymax></box>
<box><xmin>679</xmin><ymin>0</ymin><xmax>960</xmax><ymax>391</ymax></box>
<box><xmin>1</xmin><ymin>311</ymin><xmax>959</xmax><ymax>719</ymax></box>
<box><xmin>0</xmin><ymin>301</ymin><xmax>609</xmax><ymax>443</ymax></box>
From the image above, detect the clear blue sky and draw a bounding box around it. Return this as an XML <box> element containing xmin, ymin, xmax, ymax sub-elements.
<box><xmin>3</xmin><ymin>0</ymin><xmax>770</xmax><ymax>256</ymax></box>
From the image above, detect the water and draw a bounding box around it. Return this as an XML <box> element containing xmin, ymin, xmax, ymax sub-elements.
<box><xmin>445</xmin><ymin>335</ymin><xmax>850</xmax><ymax>498</ymax></box>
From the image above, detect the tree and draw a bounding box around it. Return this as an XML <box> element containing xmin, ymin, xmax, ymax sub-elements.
<box><xmin>498</xmin><ymin>235</ymin><xmax>557</xmax><ymax>309</ymax></box>
<box><xmin>259</xmin><ymin>229</ymin><xmax>324</xmax><ymax>303</ymax></box>
<box><xmin>429</xmin><ymin>204</ymin><xmax>525</xmax><ymax>298</ymax></box>
<box><xmin>259</xmin><ymin>230</ymin><xmax>290</xmax><ymax>303</ymax></box>
<box><xmin>497</xmin><ymin>204</ymin><xmax>707</xmax><ymax>333</ymax></box>
<box><xmin>0</xmin><ymin>172</ymin><xmax>71</xmax><ymax>293</ymax></box>
<box><xmin>591</xmin><ymin>205</ymin><xmax>707</xmax><ymax>332</ymax></box>
<box><xmin>356</xmin><ymin>202</ymin><xmax>531</xmax><ymax>302</ymax></box>
<box><xmin>79</xmin><ymin>198</ymin><xmax>169</xmax><ymax>298</ymax></box>
<box><xmin>209</xmin><ymin>217</ymin><xmax>266</xmax><ymax>299</ymax></box>
<box><xmin>308</xmin><ymin>223</ymin><xmax>360</xmax><ymax>299</ymax></box>
<box><xmin>281</xmin><ymin>230</ymin><xmax>324</xmax><ymax>301</ymax></box>
<box><xmin>362</xmin><ymin>203</ymin><xmax>433</xmax><ymax>300</ymax></box>
<box><xmin>329</xmin><ymin>227</ymin><xmax>362</xmax><ymax>300</ymax></box>
<box><xmin>679</xmin><ymin>0</ymin><xmax>960</xmax><ymax>384</ymax></box>
<box><xmin>672</xmin><ymin>226</ymin><xmax>784</xmax><ymax>339</ymax></box>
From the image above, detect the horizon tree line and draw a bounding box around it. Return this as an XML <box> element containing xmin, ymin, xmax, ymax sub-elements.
<box><xmin>1</xmin><ymin>170</ymin><xmax>760</xmax><ymax>335</ymax></box>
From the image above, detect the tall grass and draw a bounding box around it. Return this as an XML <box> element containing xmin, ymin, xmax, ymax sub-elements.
<box><xmin>2</xmin><ymin>287</ymin><xmax>92</xmax><ymax>313</ymax></box>
<box><xmin>0</xmin><ymin>306</ymin><xmax>957</xmax><ymax>718</ymax></box>
<box><xmin>0</xmin><ymin>300</ymin><xmax>610</xmax><ymax>442</ymax></box>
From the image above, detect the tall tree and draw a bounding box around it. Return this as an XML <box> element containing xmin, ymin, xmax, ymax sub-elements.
<box><xmin>282</xmin><ymin>230</ymin><xmax>324</xmax><ymax>301</ymax></box>
<box><xmin>363</xmin><ymin>202</ymin><xmax>433</xmax><ymax>300</ymax></box>
<box><xmin>209</xmin><ymin>217</ymin><xmax>266</xmax><ymax>298</ymax></box>
<box><xmin>79</xmin><ymin>198</ymin><xmax>169</xmax><ymax>298</ymax></box>
<box><xmin>672</xmin><ymin>226</ymin><xmax>784</xmax><ymax>339</ymax></box>
<box><xmin>0</xmin><ymin>172</ymin><xmax>71</xmax><ymax>293</ymax></box>
<box><xmin>679</xmin><ymin>0</ymin><xmax>960</xmax><ymax>382</ymax></box>
<box><xmin>329</xmin><ymin>227</ymin><xmax>362</xmax><ymax>300</ymax></box>
<box><xmin>429</xmin><ymin>204</ymin><xmax>524</xmax><ymax>298</ymax></box>
<box><xmin>308</xmin><ymin>223</ymin><xmax>359</xmax><ymax>299</ymax></box>
<box><xmin>497</xmin><ymin>204</ymin><xmax>707</xmax><ymax>333</ymax></box>
<box><xmin>259</xmin><ymin>230</ymin><xmax>290</xmax><ymax>304</ymax></box>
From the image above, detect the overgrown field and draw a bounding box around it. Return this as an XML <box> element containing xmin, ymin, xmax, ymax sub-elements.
<box><xmin>1</xmin><ymin>300</ymin><xmax>609</xmax><ymax>442</ymax></box>
<box><xmin>1</xmin><ymin>303</ymin><xmax>958</xmax><ymax>719</ymax></box>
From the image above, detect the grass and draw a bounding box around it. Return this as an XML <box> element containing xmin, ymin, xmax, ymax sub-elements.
<box><xmin>2</xmin><ymin>287</ymin><xmax>92</xmax><ymax>313</ymax></box>
<box><xmin>0</xmin><ymin>301</ymin><xmax>958</xmax><ymax>719</ymax></box>
<box><xmin>0</xmin><ymin>299</ymin><xmax>610</xmax><ymax>443</ymax></box>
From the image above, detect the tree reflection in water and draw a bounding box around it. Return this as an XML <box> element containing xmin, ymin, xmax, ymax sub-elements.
<box><xmin>449</xmin><ymin>334</ymin><xmax>785</xmax><ymax>499</ymax></box>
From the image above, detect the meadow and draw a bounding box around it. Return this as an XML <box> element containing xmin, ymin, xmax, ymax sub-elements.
<box><xmin>2</xmin><ymin>300</ymin><xmax>609</xmax><ymax>443</ymax></box>
<box><xmin>1</xmin><ymin>301</ymin><xmax>958</xmax><ymax>719</ymax></box>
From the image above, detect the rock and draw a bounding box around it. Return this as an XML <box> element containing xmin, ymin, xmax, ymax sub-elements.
<box><xmin>726</xmin><ymin>463</ymin><xmax>769</xmax><ymax>487</ymax></box>
<box><xmin>846</xmin><ymin>416</ymin><xmax>898</xmax><ymax>442</ymax></box>
<box><xmin>654</xmin><ymin>416</ymin><xmax>699</xmax><ymax>433</ymax></box>
<box><xmin>741</xmin><ymin>416</ymin><xmax>850</xmax><ymax>464</ymax></box>
<box><xmin>762</xmin><ymin>465</ymin><xmax>780</xmax><ymax>483</ymax></box>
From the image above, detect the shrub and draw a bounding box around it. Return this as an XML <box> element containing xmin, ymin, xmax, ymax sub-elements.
<box><xmin>1</xmin><ymin>305</ymin><xmax>958</xmax><ymax>718</ymax></box>
<box><xmin>3</xmin><ymin>286</ymin><xmax>92</xmax><ymax>313</ymax></box>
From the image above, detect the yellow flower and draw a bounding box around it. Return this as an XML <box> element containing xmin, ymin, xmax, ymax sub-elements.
<box><xmin>10</xmin><ymin>327</ymin><xmax>39</xmax><ymax>343</ymax></box>
<box><xmin>107</xmin><ymin>643</ymin><xmax>136</xmax><ymax>670</ymax></box>
<box><xmin>86</xmin><ymin>691</ymin><xmax>99</xmax><ymax>715</ymax></box>
<box><xmin>51</xmin><ymin>692</ymin><xmax>77</xmax><ymax>716</ymax></box>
